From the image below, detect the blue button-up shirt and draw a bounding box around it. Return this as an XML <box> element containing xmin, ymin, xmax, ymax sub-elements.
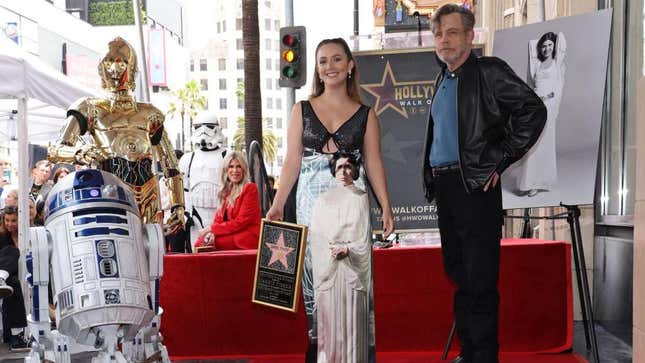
<box><xmin>429</xmin><ymin>69</ymin><xmax>459</xmax><ymax>167</ymax></box>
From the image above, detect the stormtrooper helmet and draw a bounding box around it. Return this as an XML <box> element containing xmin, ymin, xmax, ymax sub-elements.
<box><xmin>191</xmin><ymin>112</ymin><xmax>225</xmax><ymax>151</ymax></box>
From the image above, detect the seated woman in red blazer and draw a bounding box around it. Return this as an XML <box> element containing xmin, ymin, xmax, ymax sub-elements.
<box><xmin>194</xmin><ymin>151</ymin><xmax>261</xmax><ymax>250</ymax></box>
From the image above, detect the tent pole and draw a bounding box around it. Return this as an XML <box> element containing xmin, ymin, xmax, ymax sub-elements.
<box><xmin>17</xmin><ymin>97</ymin><xmax>32</xmax><ymax>333</ymax></box>
<box><xmin>132</xmin><ymin>0</ymin><xmax>151</xmax><ymax>103</ymax></box>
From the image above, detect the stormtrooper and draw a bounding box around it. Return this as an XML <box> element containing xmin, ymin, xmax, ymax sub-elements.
<box><xmin>25</xmin><ymin>169</ymin><xmax>169</xmax><ymax>362</ymax></box>
<box><xmin>178</xmin><ymin>112</ymin><xmax>227</xmax><ymax>249</ymax></box>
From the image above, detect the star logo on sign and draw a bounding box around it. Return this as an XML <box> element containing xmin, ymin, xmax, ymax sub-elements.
<box><xmin>362</xmin><ymin>62</ymin><xmax>409</xmax><ymax>118</ymax></box>
<box><xmin>266</xmin><ymin>232</ymin><xmax>294</xmax><ymax>269</ymax></box>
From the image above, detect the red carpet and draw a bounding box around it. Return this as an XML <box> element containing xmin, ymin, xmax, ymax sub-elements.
<box><xmin>174</xmin><ymin>352</ymin><xmax>587</xmax><ymax>363</ymax></box>
<box><xmin>160</xmin><ymin>239</ymin><xmax>572</xmax><ymax>359</ymax></box>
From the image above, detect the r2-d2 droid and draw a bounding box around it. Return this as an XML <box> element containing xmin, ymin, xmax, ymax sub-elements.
<box><xmin>26</xmin><ymin>169</ymin><xmax>169</xmax><ymax>362</ymax></box>
<box><xmin>179</xmin><ymin>111</ymin><xmax>227</xmax><ymax>248</ymax></box>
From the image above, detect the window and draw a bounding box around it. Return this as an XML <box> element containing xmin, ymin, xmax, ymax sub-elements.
<box><xmin>236</xmin><ymin>18</ymin><xmax>242</xmax><ymax>30</ymax></box>
<box><xmin>265</xmin><ymin>19</ymin><xmax>271</xmax><ymax>31</ymax></box>
<box><xmin>222</xmin><ymin>20</ymin><xmax>226</xmax><ymax>32</ymax></box>
<box><xmin>220</xmin><ymin>117</ymin><xmax>228</xmax><ymax>129</ymax></box>
<box><xmin>277</xmin><ymin>136</ymin><xmax>283</xmax><ymax>148</ymax></box>
<box><xmin>204</xmin><ymin>99</ymin><xmax>209</xmax><ymax>110</ymax></box>
<box><xmin>265</xmin><ymin>58</ymin><xmax>272</xmax><ymax>70</ymax></box>
<box><xmin>274</xmin><ymin>39</ymin><xmax>279</xmax><ymax>51</ymax></box>
<box><xmin>274</xmin><ymin>20</ymin><xmax>280</xmax><ymax>30</ymax></box>
<box><xmin>189</xmin><ymin>59</ymin><xmax>194</xmax><ymax>72</ymax></box>
<box><xmin>276</xmin><ymin>98</ymin><xmax>282</xmax><ymax>110</ymax></box>
<box><xmin>277</xmin><ymin>155</ymin><xmax>283</xmax><ymax>167</ymax></box>
<box><xmin>200</xmin><ymin>79</ymin><xmax>208</xmax><ymax>91</ymax></box>
<box><xmin>219</xmin><ymin>78</ymin><xmax>227</xmax><ymax>90</ymax></box>
<box><xmin>266</xmin><ymin>78</ymin><xmax>272</xmax><ymax>89</ymax></box>
<box><xmin>236</xmin><ymin>39</ymin><xmax>243</xmax><ymax>50</ymax></box>
<box><xmin>217</xmin><ymin>22</ymin><xmax>221</xmax><ymax>33</ymax></box>
<box><xmin>199</xmin><ymin>59</ymin><xmax>207</xmax><ymax>71</ymax></box>
<box><xmin>219</xmin><ymin>98</ymin><xmax>227</xmax><ymax>109</ymax></box>
<box><xmin>265</xmin><ymin>38</ymin><xmax>271</xmax><ymax>51</ymax></box>
<box><xmin>265</xmin><ymin>0</ymin><xmax>271</xmax><ymax>8</ymax></box>
<box><xmin>265</xmin><ymin>118</ymin><xmax>273</xmax><ymax>128</ymax></box>
<box><xmin>237</xmin><ymin>59</ymin><xmax>244</xmax><ymax>70</ymax></box>
<box><xmin>218</xmin><ymin>58</ymin><xmax>226</xmax><ymax>71</ymax></box>
<box><xmin>274</xmin><ymin>59</ymin><xmax>279</xmax><ymax>70</ymax></box>
<box><xmin>237</xmin><ymin>79</ymin><xmax>244</xmax><ymax>109</ymax></box>
<box><xmin>266</xmin><ymin>97</ymin><xmax>273</xmax><ymax>109</ymax></box>
<box><xmin>276</xmin><ymin>118</ymin><xmax>283</xmax><ymax>129</ymax></box>
<box><xmin>275</xmin><ymin>79</ymin><xmax>280</xmax><ymax>89</ymax></box>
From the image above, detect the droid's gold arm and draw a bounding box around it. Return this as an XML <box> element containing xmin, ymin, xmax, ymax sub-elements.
<box><xmin>48</xmin><ymin>114</ymin><xmax>84</xmax><ymax>164</ymax></box>
<box><xmin>153</xmin><ymin>129</ymin><xmax>186</xmax><ymax>231</ymax></box>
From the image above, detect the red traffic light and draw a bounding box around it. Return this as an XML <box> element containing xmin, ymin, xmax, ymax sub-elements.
<box><xmin>282</xmin><ymin>34</ymin><xmax>298</xmax><ymax>47</ymax></box>
<box><xmin>279</xmin><ymin>26</ymin><xmax>306</xmax><ymax>88</ymax></box>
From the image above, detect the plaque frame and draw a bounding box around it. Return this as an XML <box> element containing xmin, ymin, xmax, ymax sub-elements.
<box><xmin>252</xmin><ymin>219</ymin><xmax>308</xmax><ymax>312</ymax></box>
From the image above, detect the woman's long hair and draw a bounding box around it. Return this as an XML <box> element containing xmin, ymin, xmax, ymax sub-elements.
<box><xmin>217</xmin><ymin>151</ymin><xmax>250</xmax><ymax>206</ymax></box>
<box><xmin>0</xmin><ymin>205</ymin><xmax>18</xmax><ymax>239</ymax></box>
<box><xmin>310</xmin><ymin>38</ymin><xmax>362</xmax><ymax>103</ymax></box>
<box><xmin>537</xmin><ymin>32</ymin><xmax>558</xmax><ymax>62</ymax></box>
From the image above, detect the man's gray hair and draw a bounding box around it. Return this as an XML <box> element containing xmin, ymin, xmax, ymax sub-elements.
<box><xmin>430</xmin><ymin>4</ymin><xmax>475</xmax><ymax>33</ymax></box>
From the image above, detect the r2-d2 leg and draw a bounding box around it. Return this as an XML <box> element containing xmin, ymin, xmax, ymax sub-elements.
<box><xmin>122</xmin><ymin>223</ymin><xmax>170</xmax><ymax>363</ymax></box>
<box><xmin>25</xmin><ymin>227</ymin><xmax>71</xmax><ymax>363</ymax></box>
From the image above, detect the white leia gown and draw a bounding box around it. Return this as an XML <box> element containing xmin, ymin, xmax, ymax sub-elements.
<box><xmin>517</xmin><ymin>37</ymin><xmax>566</xmax><ymax>193</ymax></box>
<box><xmin>310</xmin><ymin>184</ymin><xmax>373</xmax><ymax>363</ymax></box>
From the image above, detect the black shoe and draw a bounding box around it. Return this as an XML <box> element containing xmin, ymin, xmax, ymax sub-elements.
<box><xmin>9</xmin><ymin>332</ymin><xmax>30</xmax><ymax>352</ymax></box>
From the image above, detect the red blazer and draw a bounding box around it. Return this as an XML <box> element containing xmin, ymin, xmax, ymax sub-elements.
<box><xmin>195</xmin><ymin>182</ymin><xmax>261</xmax><ymax>250</ymax></box>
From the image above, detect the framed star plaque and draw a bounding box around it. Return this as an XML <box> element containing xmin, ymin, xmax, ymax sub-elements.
<box><xmin>252</xmin><ymin>219</ymin><xmax>307</xmax><ymax>312</ymax></box>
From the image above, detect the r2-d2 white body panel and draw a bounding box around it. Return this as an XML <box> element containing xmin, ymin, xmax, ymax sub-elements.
<box><xmin>41</xmin><ymin>169</ymin><xmax>158</xmax><ymax>346</ymax></box>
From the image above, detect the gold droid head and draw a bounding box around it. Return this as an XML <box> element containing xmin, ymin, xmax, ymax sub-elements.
<box><xmin>99</xmin><ymin>37</ymin><xmax>138</xmax><ymax>92</ymax></box>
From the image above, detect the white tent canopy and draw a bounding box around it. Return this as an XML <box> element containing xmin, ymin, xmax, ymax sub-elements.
<box><xmin>0</xmin><ymin>34</ymin><xmax>99</xmax><ymax>107</ymax></box>
<box><xmin>0</xmin><ymin>34</ymin><xmax>101</xmax><ymax>143</ymax></box>
<box><xmin>0</xmin><ymin>33</ymin><xmax>100</xmax><ymax>319</ymax></box>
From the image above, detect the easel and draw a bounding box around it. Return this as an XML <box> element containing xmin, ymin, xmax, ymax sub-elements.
<box><xmin>442</xmin><ymin>204</ymin><xmax>600</xmax><ymax>363</ymax></box>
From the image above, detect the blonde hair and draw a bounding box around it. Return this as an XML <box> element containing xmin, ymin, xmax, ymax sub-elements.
<box><xmin>217</xmin><ymin>151</ymin><xmax>250</xmax><ymax>206</ymax></box>
<box><xmin>310</xmin><ymin>38</ymin><xmax>362</xmax><ymax>103</ymax></box>
<box><xmin>4</xmin><ymin>189</ymin><xmax>18</xmax><ymax>207</ymax></box>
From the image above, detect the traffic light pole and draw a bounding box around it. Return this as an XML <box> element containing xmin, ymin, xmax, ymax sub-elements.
<box><xmin>285</xmin><ymin>0</ymin><xmax>296</xmax><ymax>117</ymax></box>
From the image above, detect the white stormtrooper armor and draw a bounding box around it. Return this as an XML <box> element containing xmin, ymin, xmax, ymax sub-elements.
<box><xmin>178</xmin><ymin>112</ymin><xmax>227</xmax><ymax>249</ymax></box>
<box><xmin>25</xmin><ymin>169</ymin><xmax>169</xmax><ymax>363</ymax></box>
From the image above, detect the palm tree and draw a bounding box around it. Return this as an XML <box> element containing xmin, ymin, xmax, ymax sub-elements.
<box><xmin>233</xmin><ymin>117</ymin><xmax>278</xmax><ymax>164</ymax></box>
<box><xmin>242</xmin><ymin>0</ymin><xmax>262</xmax><ymax>152</ymax></box>
<box><xmin>167</xmin><ymin>80</ymin><xmax>207</xmax><ymax>151</ymax></box>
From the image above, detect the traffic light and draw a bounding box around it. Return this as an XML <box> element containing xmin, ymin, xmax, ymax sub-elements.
<box><xmin>279</xmin><ymin>26</ymin><xmax>306</xmax><ymax>88</ymax></box>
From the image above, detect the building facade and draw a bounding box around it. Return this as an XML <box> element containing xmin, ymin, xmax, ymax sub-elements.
<box><xmin>188</xmin><ymin>0</ymin><xmax>286</xmax><ymax>175</ymax></box>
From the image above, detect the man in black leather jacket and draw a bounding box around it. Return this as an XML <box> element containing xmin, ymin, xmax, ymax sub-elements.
<box><xmin>422</xmin><ymin>5</ymin><xmax>546</xmax><ymax>363</ymax></box>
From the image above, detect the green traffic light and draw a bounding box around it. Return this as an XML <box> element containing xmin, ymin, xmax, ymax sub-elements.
<box><xmin>283</xmin><ymin>66</ymin><xmax>297</xmax><ymax>78</ymax></box>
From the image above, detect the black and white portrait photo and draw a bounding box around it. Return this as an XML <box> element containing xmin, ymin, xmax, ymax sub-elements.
<box><xmin>515</xmin><ymin>31</ymin><xmax>566</xmax><ymax>198</ymax></box>
<box><xmin>494</xmin><ymin>9</ymin><xmax>612</xmax><ymax>209</ymax></box>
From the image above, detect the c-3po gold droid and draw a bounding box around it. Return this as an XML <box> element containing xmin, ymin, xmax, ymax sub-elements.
<box><xmin>49</xmin><ymin>37</ymin><xmax>187</xmax><ymax>252</ymax></box>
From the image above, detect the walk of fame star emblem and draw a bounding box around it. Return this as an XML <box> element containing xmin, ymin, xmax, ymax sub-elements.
<box><xmin>265</xmin><ymin>231</ymin><xmax>295</xmax><ymax>269</ymax></box>
<box><xmin>361</xmin><ymin>61</ymin><xmax>434</xmax><ymax>119</ymax></box>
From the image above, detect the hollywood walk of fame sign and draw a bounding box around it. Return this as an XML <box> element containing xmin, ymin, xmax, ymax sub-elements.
<box><xmin>252</xmin><ymin>219</ymin><xmax>307</xmax><ymax>312</ymax></box>
<box><xmin>356</xmin><ymin>46</ymin><xmax>482</xmax><ymax>232</ymax></box>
